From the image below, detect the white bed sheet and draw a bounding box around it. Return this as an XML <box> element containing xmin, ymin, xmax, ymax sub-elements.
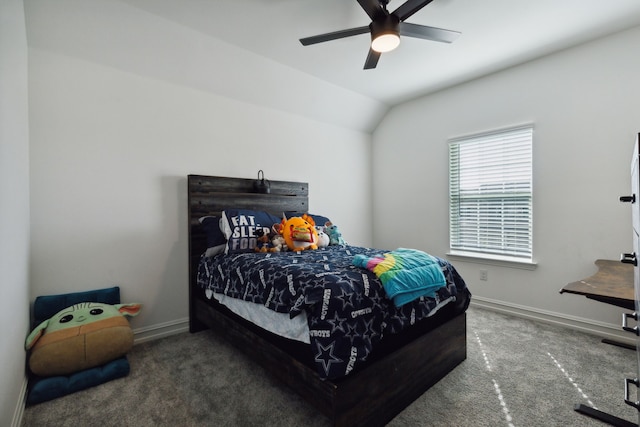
<box><xmin>205</xmin><ymin>289</ymin><xmax>310</xmax><ymax>344</ymax></box>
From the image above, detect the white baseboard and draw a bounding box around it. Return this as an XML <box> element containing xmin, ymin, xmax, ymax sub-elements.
<box><xmin>132</xmin><ymin>317</ymin><xmax>190</xmax><ymax>344</ymax></box>
<box><xmin>132</xmin><ymin>303</ymin><xmax>635</xmax><ymax>348</ymax></box>
<box><xmin>11</xmin><ymin>376</ymin><xmax>27</xmax><ymax>427</ymax></box>
<box><xmin>470</xmin><ymin>296</ymin><xmax>636</xmax><ymax>347</ymax></box>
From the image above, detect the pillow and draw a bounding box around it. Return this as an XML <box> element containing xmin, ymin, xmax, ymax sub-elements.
<box><xmin>26</xmin><ymin>286</ymin><xmax>130</xmax><ymax>405</ymax></box>
<box><xmin>221</xmin><ymin>209</ymin><xmax>281</xmax><ymax>253</ymax></box>
<box><xmin>199</xmin><ymin>216</ymin><xmax>227</xmax><ymax>257</ymax></box>
<box><xmin>26</xmin><ymin>302</ymin><xmax>142</xmax><ymax>377</ymax></box>
<box><xmin>283</xmin><ymin>212</ymin><xmax>331</xmax><ymax>227</ymax></box>
<box><xmin>27</xmin><ymin>358</ymin><xmax>130</xmax><ymax>405</ymax></box>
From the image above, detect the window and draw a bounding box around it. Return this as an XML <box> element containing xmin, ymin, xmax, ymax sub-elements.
<box><xmin>448</xmin><ymin>125</ymin><xmax>533</xmax><ymax>262</ymax></box>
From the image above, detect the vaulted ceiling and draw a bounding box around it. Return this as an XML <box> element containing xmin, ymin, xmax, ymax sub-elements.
<box><xmin>24</xmin><ymin>0</ymin><xmax>640</xmax><ymax>133</ymax></box>
<box><xmin>120</xmin><ymin>0</ymin><xmax>640</xmax><ymax>106</ymax></box>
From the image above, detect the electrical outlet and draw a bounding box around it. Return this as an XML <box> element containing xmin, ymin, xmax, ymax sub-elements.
<box><xmin>480</xmin><ymin>269</ymin><xmax>488</xmax><ymax>281</ymax></box>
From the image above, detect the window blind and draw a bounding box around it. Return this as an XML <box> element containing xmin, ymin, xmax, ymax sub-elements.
<box><xmin>449</xmin><ymin>125</ymin><xmax>533</xmax><ymax>260</ymax></box>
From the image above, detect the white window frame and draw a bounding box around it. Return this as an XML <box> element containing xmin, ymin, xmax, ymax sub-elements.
<box><xmin>448</xmin><ymin>125</ymin><xmax>534</xmax><ymax>266</ymax></box>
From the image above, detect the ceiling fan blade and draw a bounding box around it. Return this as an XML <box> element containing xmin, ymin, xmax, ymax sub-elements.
<box><xmin>392</xmin><ymin>0</ymin><xmax>435</xmax><ymax>21</ymax></box>
<box><xmin>300</xmin><ymin>26</ymin><xmax>370</xmax><ymax>46</ymax></box>
<box><xmin>364</xmin><ymin>48</ymin><xmax>381</xmax><ymax>70</ymax></box>
<box><xmin>400</xmin><ymin>22</ymin><xmax>460</xmax><ymax>43</ymax></box>
<box><xmin>357</xmin><ymin>0</ymin><xmax>387</xmax><ymax>21</ymax></box>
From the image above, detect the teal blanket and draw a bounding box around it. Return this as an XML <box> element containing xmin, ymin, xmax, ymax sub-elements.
<box><xmin>352</xmin><ymin>248</ymin><xmax>447</xmax><ymax>307</ymax></box>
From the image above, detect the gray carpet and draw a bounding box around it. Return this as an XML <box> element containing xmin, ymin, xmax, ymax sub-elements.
<box><xmin>22</xmin><ymin>306</ymin><xmax>639</xmax><ymax>426</ymax></box>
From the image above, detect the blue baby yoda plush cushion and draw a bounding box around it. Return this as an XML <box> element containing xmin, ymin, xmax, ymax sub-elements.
<box><xmin>26</xmin><ymin>286</ymin><xmax>138</xmax><ymax>405</ymax></box>
<box><xmin>26</xmin><ymin>301</ymin><xmax>141</xmax><ymax>376</ymax></box>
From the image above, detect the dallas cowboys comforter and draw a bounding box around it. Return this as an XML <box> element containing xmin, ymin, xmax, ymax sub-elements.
<box><xmin>196</xmin><ymin>245</ymin><xmax>469</xmax><ymax>380</ymax></box>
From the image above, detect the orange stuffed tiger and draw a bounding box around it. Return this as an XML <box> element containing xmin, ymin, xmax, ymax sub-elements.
<box><xmin>277</xmin><ymin>214</ymin><xmax>319</xmax><ymax>251</ymax></box>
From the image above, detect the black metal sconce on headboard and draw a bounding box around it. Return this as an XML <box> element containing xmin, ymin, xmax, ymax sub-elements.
<box><xmin>253</xmin><ymin>170</ymin><xmax>271</xmax><ymax>194</ymax></box>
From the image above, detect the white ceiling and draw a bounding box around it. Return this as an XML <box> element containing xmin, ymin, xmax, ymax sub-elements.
<box><xmin>91</xmin><ymin>0</ymin><xmax>640</xmax><ymax>106</ymax></box>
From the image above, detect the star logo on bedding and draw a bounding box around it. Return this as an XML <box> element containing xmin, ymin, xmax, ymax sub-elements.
<box><xmin>230</xmin><ymin>214</ymin><xmax>271</xmax><ymax>251</ymax></box>
<box><xmin>314</xmin><ymin>342</ymin><xmax>342</xmax><ymax>376</ymax></box>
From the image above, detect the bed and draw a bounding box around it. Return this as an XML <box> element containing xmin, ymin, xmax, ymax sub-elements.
<box><xmin>187</xmin><ymin>174</ymin><xmax>470</xmax><ymax>426</ymax></box>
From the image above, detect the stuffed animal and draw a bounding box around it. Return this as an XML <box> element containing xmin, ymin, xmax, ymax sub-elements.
<box><xmin>315</xmin><ymin>225</ymin><xmax>330</xmax><ymax>248</ymax></box>
<box><xmin>278</xmin><ymin>214</ymin><xmax>319</xmax><ymax>251</ymax></box>
<box><xmin>254</xmin><ymin>229</ymin><xmax>273</xmax><ymax>253</ymax></box>
<box><xmin>25</xmin><ymin>301</ymin><xmax>142</xmax><ymax>377</ymax></box>
<box><xmin>325</xmin><ymin>221</ymin><xmax>346</xmax><ymax>246</ymax></box>
<box><xmin>270</xmin><ymin>224</ymin><xmax>288</xmax><ymax>252</ymax></box>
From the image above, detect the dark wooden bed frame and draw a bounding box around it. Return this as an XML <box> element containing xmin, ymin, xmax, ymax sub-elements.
<box><xmin>187</xmin><ymin>174</ymin><xmax>467</xmax><ymax>427</ymax></box>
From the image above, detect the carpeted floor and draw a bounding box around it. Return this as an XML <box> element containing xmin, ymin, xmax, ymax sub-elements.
<box><xmin>22</xmin><ymin>306</ymin><xmax>639</xmax><ymax>426</ymax></box>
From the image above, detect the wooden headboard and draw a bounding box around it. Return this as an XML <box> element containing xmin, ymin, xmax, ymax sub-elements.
<box><xmin>187</xmin><ymin>174</ymin><xmax>309</xmax><ymax>329</ymax></box>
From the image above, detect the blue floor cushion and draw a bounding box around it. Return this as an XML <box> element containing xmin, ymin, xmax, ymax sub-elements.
<box><xmin>26</xmin><ymin>286</ymin><xmax>132</xmax><ymax>405</ymax></box>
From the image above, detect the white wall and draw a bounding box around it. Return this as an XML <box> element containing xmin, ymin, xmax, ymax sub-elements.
<box><xmin>0</xmin><ymin>0</ymin><xmax>30</xmax><ymax>424</ymax></box>
<box><xmin>26</xmin><ymin>3</ymin><xmax>373</xmax><ymax>338</ymax></box>
<box><xmin>24</xmin><ymin>0</ymin><xmax>387</xmax><ymax>134</ymax></box>
<box><xmin>373</xmin><ymin>25</ymin><xmax>640</xmax><ymax>338</ymax></box>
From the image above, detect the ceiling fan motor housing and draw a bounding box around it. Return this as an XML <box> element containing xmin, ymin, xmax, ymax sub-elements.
<box><xmin>370</xmin><ymin>14</ymin><xmax>400</xmax><ymax>52</ymax></box>
<box><xmin>370</xmin><ymin>14</ymin><xmax>400</xmax><ymax>39</ymax></box>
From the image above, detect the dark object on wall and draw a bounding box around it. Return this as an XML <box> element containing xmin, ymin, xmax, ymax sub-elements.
<box><xmin>253</xmin><ymin>170</ymin><xmax>271</xmax><ymax>194</ymax></box>
<box><xmin>299</xmin><ymin>0</ymin><xmax>460</xmax><ymax>69</ymax></box>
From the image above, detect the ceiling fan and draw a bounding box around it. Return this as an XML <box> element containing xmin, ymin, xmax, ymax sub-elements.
<box><xmin>299</xmin><ymin>0</ymin><xmax>460</xmax><ymax>70</ymax></box>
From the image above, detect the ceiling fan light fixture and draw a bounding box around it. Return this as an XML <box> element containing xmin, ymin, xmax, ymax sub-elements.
<box><xmin>371</xmin><ymin>33</ymin><xmax>400</xmax><ymax>53</ymax></box>
<box><xmin>370</xmin><ymin>15</ymin><xmax>400</xmax><ymax>53</ymax></box>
